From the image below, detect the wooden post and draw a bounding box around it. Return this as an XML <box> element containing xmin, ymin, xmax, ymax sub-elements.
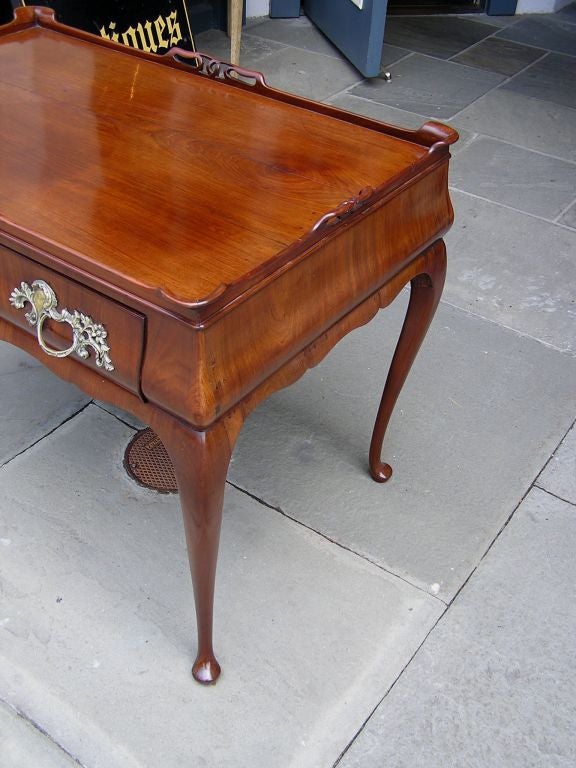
<box><xmin>227</xmin><ymin>0</ymin><xmax>243</xmax><ymax>65</ymax></box>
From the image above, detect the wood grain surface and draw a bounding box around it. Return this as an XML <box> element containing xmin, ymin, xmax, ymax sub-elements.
<box><xmin>0</xmin><ymin>6</ymin><xmax>457</xmax><ymax>684</ymax></box>
<box><xmin>0</xmin><ymin>11</ymin><xmax>454</xmax><ymax>311</ymax></box>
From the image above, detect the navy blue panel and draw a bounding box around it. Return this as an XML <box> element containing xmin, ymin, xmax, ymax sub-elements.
<box><xmin>270</xmin><ymin>0</ymin><xmax>301</xmax><ymax>17</ymax></box>
<box><xmin>486</xmin><ymin>0</ymin><xmax>517</xmax><ymax>14</ymax></box>
<box><xmin>303</xmin><ymin>0</ymin><xmax>388</xmax><ymax>78</ymax></box>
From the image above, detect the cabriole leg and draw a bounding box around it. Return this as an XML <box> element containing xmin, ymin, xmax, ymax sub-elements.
<box><xmin>153</xmin><ymin>414</ymin><xmax>242</xmax><ymax>684</ymax></box>
<box><xmin>369</xmin><ymin>240</ymin><xmax>447</xmax><ymax>482</ymax></box>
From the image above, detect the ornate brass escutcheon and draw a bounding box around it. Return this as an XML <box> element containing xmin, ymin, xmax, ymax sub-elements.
<box><xmin>9</xmin><ymin>279</ymin><xmax>114</xmax><ymax>371</ymax></box>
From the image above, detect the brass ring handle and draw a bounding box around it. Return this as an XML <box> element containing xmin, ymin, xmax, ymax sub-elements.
<box><xmin>9</xmin><ymin>279</ymin><xmax>114</xmax><ymax>371</ymax></box>
<box><xmin>36</xmin><ymin>312</ymin><xmax>78</xmax><ymax>359</ymax></box>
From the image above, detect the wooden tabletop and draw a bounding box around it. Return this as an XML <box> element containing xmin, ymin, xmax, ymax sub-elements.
<box><xmin>0</xmin><ymin>12</ymin><xmax>453</xmax><ymax>312</ymax></box>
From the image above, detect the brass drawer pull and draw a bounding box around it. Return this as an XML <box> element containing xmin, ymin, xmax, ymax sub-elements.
<box><xmin>9</xmin><ymin>279</ymin><xmax>114</xmax><ymax>371</ymax></box>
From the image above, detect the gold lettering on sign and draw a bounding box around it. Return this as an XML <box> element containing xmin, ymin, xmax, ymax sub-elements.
<box><xmin>166</xmin><ymin>10</ymin><xmax>182</xmax><ymax>47</ymax></box>
<box><xmin>154</xmin><ymin>15</ymin><xmax>168</xmax><ymax>48</ymax></box>
<box><xmin>102</xmin><ymin>20</ymin><xmax>120</xmax><ymax>43</ymax></box>
<box><xmin>121</xmin><ymin>26</ymin><xmax>139</xmax><ymax>49</ymax></box>
<box><xmin>100</xmin><ymin>11</ymin><xmax>183</xmax><ymax>53</ymax></box>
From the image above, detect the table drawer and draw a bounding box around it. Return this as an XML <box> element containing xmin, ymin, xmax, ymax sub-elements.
<box><xmin>0</xmin><ymin>244</ymin><xmax>145</xmax><ymax>395</ymax></box>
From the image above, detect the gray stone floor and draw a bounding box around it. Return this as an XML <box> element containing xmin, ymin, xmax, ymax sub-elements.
<box><xmin>1</xmin><ymin>7</ymin><xmax>575</xmax><ymax>768</ymax></box>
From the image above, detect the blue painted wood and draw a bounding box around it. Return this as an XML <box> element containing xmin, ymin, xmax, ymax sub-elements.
<box><xmin>486</xmin><ymin>0</ymin><xmax>518</xmax><ymax>15</ymax></box>
<box><xmin>270</xmin><ymin>0</ymin><xmax>301</xmax><ymax>17</ymax></box>
<box><xmin>303</xmin><ymin>0</ymin><xmax>388</xmax><ymax>78</ymax></box>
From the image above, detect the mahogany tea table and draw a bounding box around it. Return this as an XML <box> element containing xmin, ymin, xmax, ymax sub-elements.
<box><xmin>0</xmin><ymin>7</ymin><xmax>457</xmax><ymax>684</ymax></box>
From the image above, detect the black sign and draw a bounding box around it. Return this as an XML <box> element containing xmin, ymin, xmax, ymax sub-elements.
<box><xmin>6</xmin><ymin>2</ymin><xmax>196</xmax><ymax>52</ymax></box>
<box><xmin>1</xmin><ymin>1</ymin><xmax>14</xmax><ymax>23</ymax></box>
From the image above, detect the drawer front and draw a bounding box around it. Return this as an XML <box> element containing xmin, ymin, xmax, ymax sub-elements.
<box><xmin>0</xmin><ymin>244</ymin><xmax>145</xmax><ymax>395</ymax></box>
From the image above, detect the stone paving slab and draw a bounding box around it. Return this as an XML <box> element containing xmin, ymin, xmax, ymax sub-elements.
<box><xmin>0</xmin><ymin>342</ymin><xmax>89</xmax><ymax>467</ymax></box>
<box><xmin>94</xmin><ymin>400</ymin><xmax>146</xmax><ymax>430</ymax></box>
<box><xmin>496</xmin><ymin>17</ymin><xmax>576</xmax><ymax>56</ymax></box>
<box><xmin>0</xmin><ymin>701</ymin><xmax>77</xmax><ymax>768</ymax></box>
<box><xmin>196</xmin><ymin>27</ymin><xmax>287</xmax><ymax>67</ymax></box>
<box><xmin>500</xmin><ymin>53</ymin><xmax>576</xmax><ymax>110</ymax></box>
<box><xmin>452</xmin><ymin>89</ymin><xmax>576</xmax><ymax>163</ymax></box>
<box><xmin>338</xmin><ymin>487</ymin><xmax>576</xmax><ymax>768</ymax></box>
<box><xmin>557</xmin><ymin>2</ymin><xmax>576</xmax><ymax>22</ymax></box>
<box><xmin>461</xmin><ymin>12</ymin><xmax>519</xmax><ymax>29</ymax></box>
<box><xmin>451</xmin><ymin>37</ymin><xmax>545</xmax><ymax>76</ymax></box>
<box><xmin>245</xmin><ymin>14</ymin><xmax>342</xmax><ymax>58</ymax></box>
<box><xmin>444</xmin><ymin>191</ymin><xmax>576</xmax><ymax>353</ymax></box>
<box><xmin>350</xmin><ymin>54</ymin><xmax>505</xmax><ymax>119</ymax></box>
<box><xmin>537</xmin><ymin>423</ymin><xmax>576</xmax><ymax>505</ymax></box>
<box><xmin>327</xmin><ymin>93</ymin><xmax>426</xmax><ymax>128</ymax></box>
<box><xmin>449</xmin><ymin>136</ymin><xmax>576</xmax><ymax>220</ymax></box>
<box><xmin>559</xmin><ymin>201</ymin><xmax>576</xmax><ymax>229</ymax></box>
<box><xmin>229</xmin><ymin>300</ymin><xmax>576</xmax><ymax>601</ymax></box>
<box><xmin>0</xmin><ymin>406</ymin><xmax>443</xmax><ymax>768</ymax></box>
<box><xmin>247</xmin><ymin>45</ymin><xmax>363</xmax><ymax>100</ymax></box>
<box><xmin>383</xmin><ymin>16</ymin><xmax>495</xmax><ymax>60</ymax></box>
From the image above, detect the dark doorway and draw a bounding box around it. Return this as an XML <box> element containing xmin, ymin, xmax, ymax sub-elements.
<box><xmin>1</xmin><ymin>0</ymin><xmax>14</xmax><ymax>23</ymax></box>
<box><xmin>188</xmin><ymin>0</ymin><xmax>229</xmax><ymax>34</ymax></box>
<box><xmin>387</xmin><ymin>0</ymin><xmax>486</xmax><ymax>14</ymax></box>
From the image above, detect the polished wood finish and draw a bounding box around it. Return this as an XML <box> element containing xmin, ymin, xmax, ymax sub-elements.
<box><xmin>369</xmin><ymin>240</ymin><xmax>447</xmax><ymax>482</ymax></box>
<box><xmin>0</xmin><ymin>7</ymin><xmax>457</xmax><ymax>683</ymax></box>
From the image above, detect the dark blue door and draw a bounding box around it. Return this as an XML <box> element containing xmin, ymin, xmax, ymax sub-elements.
<box><xmin>303</xmin><ymin>0</ymin><xmax>388</xmax><ymax>78</ymax></box>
